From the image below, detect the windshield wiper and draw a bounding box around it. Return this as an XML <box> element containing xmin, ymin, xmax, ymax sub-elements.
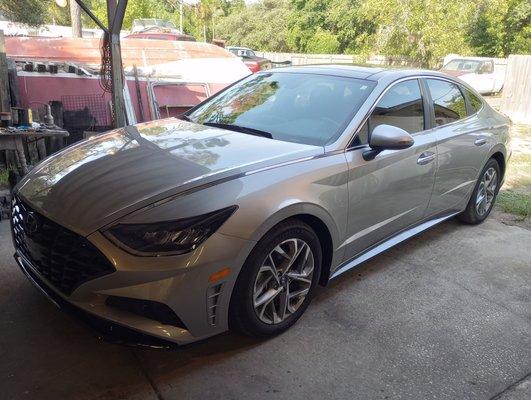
<box><xmin>202</xmin><ymin>122</ymin><xmax>272</xmax><ymax>139</ymax></box>
<box><xmin>179</xmin><ymin>114</ymin><xmax>192</xmax><ymax>122</ymax></box>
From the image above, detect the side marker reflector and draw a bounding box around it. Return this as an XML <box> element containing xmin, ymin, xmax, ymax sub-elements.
<box><xmin>209</xmin><ymin>267</ymin><xmax>230</xmax><ymax>283</ymax></box>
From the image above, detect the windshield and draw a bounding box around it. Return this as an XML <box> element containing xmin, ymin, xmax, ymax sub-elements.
<box><xmin>186</xmin><ymin>72</ymin><xmax>375</xmax><ymax>146</ymax></box>
<box><xmin>443</xmin><ymin>59</ymin><xmax>482</xmax><ymax>72</ymax></box>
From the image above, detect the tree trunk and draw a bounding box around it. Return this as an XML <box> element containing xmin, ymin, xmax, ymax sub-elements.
<box><xmin>69</xmin><ymin>0</ymin><xmax>82</xmax><ymax>38</ymax></box>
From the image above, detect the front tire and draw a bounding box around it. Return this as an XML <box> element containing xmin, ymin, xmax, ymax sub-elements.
<box><xmin>458</xmin><ymin>158</ymin><xmax>501</xmax><ymax>224</ymax></box>
<box><xmin>229</xmin><ymin>219</ymin><xmax>322</xmax><ymax>337</ymax></box>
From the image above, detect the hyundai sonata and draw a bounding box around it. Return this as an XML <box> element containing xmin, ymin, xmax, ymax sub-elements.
<box><xmin>11</xmin><ymin>66</ymin><xmax>510</xmax><ymax>346</ymax></box>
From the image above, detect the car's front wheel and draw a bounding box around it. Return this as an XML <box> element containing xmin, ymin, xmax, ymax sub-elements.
<box><xmin>458</xmin><ymin>158</ymin><xmax>501</xmax><ymax>224</ymax></box>
<box><xmin>229</xmin><ymin>219</ymin><xmax>322</xmax><ymax>336</ymax></box>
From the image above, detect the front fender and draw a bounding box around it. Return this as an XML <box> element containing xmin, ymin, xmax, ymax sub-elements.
<box><xmin>245</xmin><ymin>202</ymin><xmax>341</xmax><ymax>250</ymax></box>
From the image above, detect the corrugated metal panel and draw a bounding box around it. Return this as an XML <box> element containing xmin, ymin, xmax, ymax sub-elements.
<box><xmin>5</xmin><ymin>36</ymin><xmax>236</xmax><ymax>69</ymax></box>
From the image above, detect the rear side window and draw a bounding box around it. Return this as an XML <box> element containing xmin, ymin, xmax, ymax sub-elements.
<box><xmin>464</xmin><ymin>88</ymin><xmax>483</xmax><ymax>114</ymax></box>
<box><xmin>370</xmin><ymin>79</ymin><xmax>425</xmax><ymax>134</ymax></box>
<box><xmin>426</xmin><ymin>79</ymin><xmax>467</xmax><ymax>126</ymax></box>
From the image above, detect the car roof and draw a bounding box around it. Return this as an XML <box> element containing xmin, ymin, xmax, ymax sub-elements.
<box><xmin>269</xmin><ymin>64</ymin><xmax>455</xmax><ymax>82</ymax></box>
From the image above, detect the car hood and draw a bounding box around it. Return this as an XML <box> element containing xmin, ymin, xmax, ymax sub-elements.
<box><xmin>16</xmin><ymin>118</ymin><xmax>321</xmax><ymax>236</ymax></box>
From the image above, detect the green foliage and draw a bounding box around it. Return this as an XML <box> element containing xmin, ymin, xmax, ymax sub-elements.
<box><xmin>0</xmin><ymin>168</ymin><xmax>10</xmax><ymax>188</ymax></box>
<box><xmin>87</xmin><ymin>0</ymin><xmax>174</xmax><ymax>30</ymax></box>
<box><xmin>1</xmin><ymin>0</ymin><xmax>528</xmax><ymax>64</ymax></box>
<box><xmin>468</xmin><ymin>0</ymin><xmax>531</xmax><ymax>57</ymax></box>
<box><xmin>360</xmin><ymin>0</ymin><xmax>477</xmax><ymax>67</ymax></box>
<box><xmin>305</xmin><ymin>28</ymin><xmax>339</xmax><ymax>53</ymax></box>
<box><xmin>0</xmin><ymin>0</ymin><xmax>50</xmax><ymax>26</ymax></box>
<box><xmin>497</xmin><ymin>191</ymin><xmax>531</xmax><ymax>218</ymax></box>
<box><xmin>215</xmin><ymin>0</ymin><xmax>293</xmax><ymax>51</ymax></box>
<box><xmin>288</xmin><ymin>0</ymin><xmax>372</xmax><ymax>54</ymax></box>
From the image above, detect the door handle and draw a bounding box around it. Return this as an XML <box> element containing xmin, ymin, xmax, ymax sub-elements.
<box><xmin>417</xmin><ymin>152</ymin><xmax>436</xmax><ymax>165</ymax></box>
<box><xmin>474</xmin><ymin>137</ymin><xmax>487</xmax><ymax>146</ymax></box>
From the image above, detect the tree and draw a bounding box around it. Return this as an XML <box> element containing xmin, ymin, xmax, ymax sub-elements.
<box><xmin>359</xmin><ymin>0</ymin><xmax>476</xmax><ymax>67</ymax></box>
<box><xmin>215</xmin><ymin>0</ymin><xmax>293</xmax><ymax>51</ymax></box>
<box><xmin>70</xmin><ymin>0</ymin><xmax>82</xmax><ymax>37</ymax></box>
<box><xmin>288</xmin><ymin>0</ymin><xmax>373</xmax><ymax>54</ymax></box>
<box><xmin>1</xmin><ymin>0</ymin><xmax>528</xmax><ymax>62</ymax></box>
<box><xmin>468</xmin><ymin>0</ymin><xmax>531</xmax><ymax>57</ymax></box>
<box><xmin>305</xmin><ymin>28</ymin><xmax>339</xmax><ymax>53</ymax></box>
<box><xmin>0</xmin><ymin>0</ymin><xmax>50</xmax><ymax>26</ymax></box>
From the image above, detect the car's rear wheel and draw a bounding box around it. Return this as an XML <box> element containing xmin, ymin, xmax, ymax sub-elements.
<box><xmin>458</xmin><ymin>158</ymin><xmax>501</xmax><ymax>224</ymax></box>
<box><xmin>229</xmin><ymin>219</ymin><xmax>321</xmax><ymax>336</ymax></box>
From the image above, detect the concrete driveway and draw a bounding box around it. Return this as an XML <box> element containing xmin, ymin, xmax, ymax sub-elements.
<box><xmin>0</xmin><ymin>216</ymin><xmax>529</xmax><ymax>400</ymax></box>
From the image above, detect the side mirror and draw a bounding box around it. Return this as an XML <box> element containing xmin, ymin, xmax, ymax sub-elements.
<box><xmin>363</xmin><ymin>124</ymin><xmax>414</xmax><ymax>161</ymax></box>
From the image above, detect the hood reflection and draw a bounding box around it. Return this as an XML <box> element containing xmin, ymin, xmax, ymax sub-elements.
<box><xmin>16</xmin><ymin>117</ymin><xmax>320</xmax><ymax>235</ymax></box>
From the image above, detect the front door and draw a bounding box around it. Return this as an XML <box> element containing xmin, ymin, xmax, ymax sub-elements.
<box><xmin>341</xmin><ymin>79</ymin><xmax>438</xmax><ymax>261</ymax></box>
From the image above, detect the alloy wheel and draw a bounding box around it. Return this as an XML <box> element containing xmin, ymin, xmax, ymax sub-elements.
<box><xmin>253</xmin><ymin>238</ymin><xmax>315</xmax><ymax>324</ymax></box>
<box><xmin>476</xmin><ymin>167</ymin><xmax>498</xmax><ymax>216</ymax></box>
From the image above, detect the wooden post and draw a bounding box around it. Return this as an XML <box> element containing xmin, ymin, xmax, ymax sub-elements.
<box><xmin>7</xmin><ymin>59</ymin><xmax>20</xmax><ymax>107</ymax></box>
<box><xmin>0</xmin><ymin>30</ymin><xmax>10</xmax><ymax>170</ymax></box>
<box><xmin>73</xmin><ymin>0</ymin><xmax>127</xmax><ymax>128</ymax></box>
<box><xmin>133</xmin><ymin>65</ymin><xmax>144</xmax><ymax>122</ymax></box>
<box><xmin>0</xmin><ymin>30</ymin><xmax>11</xmax><ymax>112</ymax></box>
<box><xmin>106</xmin><ymin>0</ymin><xmax>127</xmax><ymax>128</ymax></box>
<box><xmin>49</xmin><ymin>101</ymin><xmax>65</xmax><ymax>153</ymax></box>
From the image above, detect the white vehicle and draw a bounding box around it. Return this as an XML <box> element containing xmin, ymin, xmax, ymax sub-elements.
<box><xmin>441</xmin><ymin>56</ymin><xmax>505</xmax><ymax>95</ymax></box>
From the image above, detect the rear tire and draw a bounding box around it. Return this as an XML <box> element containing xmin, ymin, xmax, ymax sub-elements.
<box><xmin>458</xmin><ymin>158</ymin><xmax>501</xmax><ymax>225</ymax></box>
<box><xmin>229</xmin><ymin>219</ymin><xmax>322</xmax><ymax>337</ymax></box>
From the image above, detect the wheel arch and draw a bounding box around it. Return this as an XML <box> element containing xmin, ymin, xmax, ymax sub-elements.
<box><xmin>490</xmin><ymin>150</ymin><xmax>506</xmax><ymax>181</ymax></box>
<box><xmin>246</xmin><ymin>203</ymin><xmax>341</xmax><ymax>287</ymax></box>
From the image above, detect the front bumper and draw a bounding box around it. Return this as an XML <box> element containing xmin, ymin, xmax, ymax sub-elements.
<box><xmin>15</xmin><ymin>252</ymin><xmax>178</xmax><ymax>348</ymax></box>
<box><xmin>14</xmin><ymin>229</ymin><xmax>256</xmax><ymax>346</ymax></box>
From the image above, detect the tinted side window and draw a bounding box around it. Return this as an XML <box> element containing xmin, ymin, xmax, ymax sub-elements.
<box><xmin>465</xmin><ymin>88</ymin><xmax>483</xmax><ymax>114</ymax></box>
<box><xmin>426</xmin><ymin>79</ymin><xmax>467</xmax><ymax>126</ymax></box>
<box><xmin>369</xmin><ymin>80</ymin><xmax>424</xmax><ymax>134</ymax></box>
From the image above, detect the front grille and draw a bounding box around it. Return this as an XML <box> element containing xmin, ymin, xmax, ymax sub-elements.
<box><xmin>11</xmin><ymin>196</ymin><xmax>115</xmax><ymax>295</ymax></box>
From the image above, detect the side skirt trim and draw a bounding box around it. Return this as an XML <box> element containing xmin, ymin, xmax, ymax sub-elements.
<box><xmin>330</xmin><ymin>212</ymin><xmax>460</xmax><ymax>280</ymax></box>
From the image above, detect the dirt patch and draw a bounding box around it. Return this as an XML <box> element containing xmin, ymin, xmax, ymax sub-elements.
<box><xmin>492</xmin><ymin>209</ymin><xmax>531</xmax><ymax>230</ymax></box>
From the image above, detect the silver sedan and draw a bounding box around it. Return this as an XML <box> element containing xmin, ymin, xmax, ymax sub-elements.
<box><xmin>11</xmin><ymin>66</ymin><xmax>511</xmax><ymax>346</ymax></box>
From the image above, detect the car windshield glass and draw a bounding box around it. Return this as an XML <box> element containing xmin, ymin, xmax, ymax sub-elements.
<box><xmin>443</xmin><ymin>59</ymin><xmax>482</xmax><ymax>72</ymax></box>
<box><xmin>187</xmin><ymin>72</ymin><xmax>375</xmax><ymax>146</ymax></box>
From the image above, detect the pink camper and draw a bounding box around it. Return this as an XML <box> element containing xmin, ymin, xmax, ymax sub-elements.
<box><xmin>5</xmin><ymin>36</ymin><xmax>250</xmax><ymax>141</ymax></box>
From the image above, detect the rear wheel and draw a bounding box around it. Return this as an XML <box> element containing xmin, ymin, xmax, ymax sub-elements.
<box><xmin>458</xmin><ymin>158</ymin><xmax>501</xmax><ymax>224</ymax></box>
<box><xmin>229</xmin><ymin>219</ymin><xmax>321</xmax><ymax>336</ymax></box>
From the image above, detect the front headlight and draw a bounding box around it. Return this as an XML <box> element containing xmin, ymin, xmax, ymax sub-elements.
<box><xmin>103</xmin><ymin>206</ymin><xmax>237</xmax><ymax>256</ymax></box>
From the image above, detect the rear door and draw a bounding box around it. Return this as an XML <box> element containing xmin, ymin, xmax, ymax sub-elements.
<box><xmin>423</xmin><ymin>78</ymin><xmax>492</xmax><ymax>216</ymax></box>
<box><xmin>342</xmin><ymin>78</ymin><xmax>438</xmax><ymax>260</ymax></box>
